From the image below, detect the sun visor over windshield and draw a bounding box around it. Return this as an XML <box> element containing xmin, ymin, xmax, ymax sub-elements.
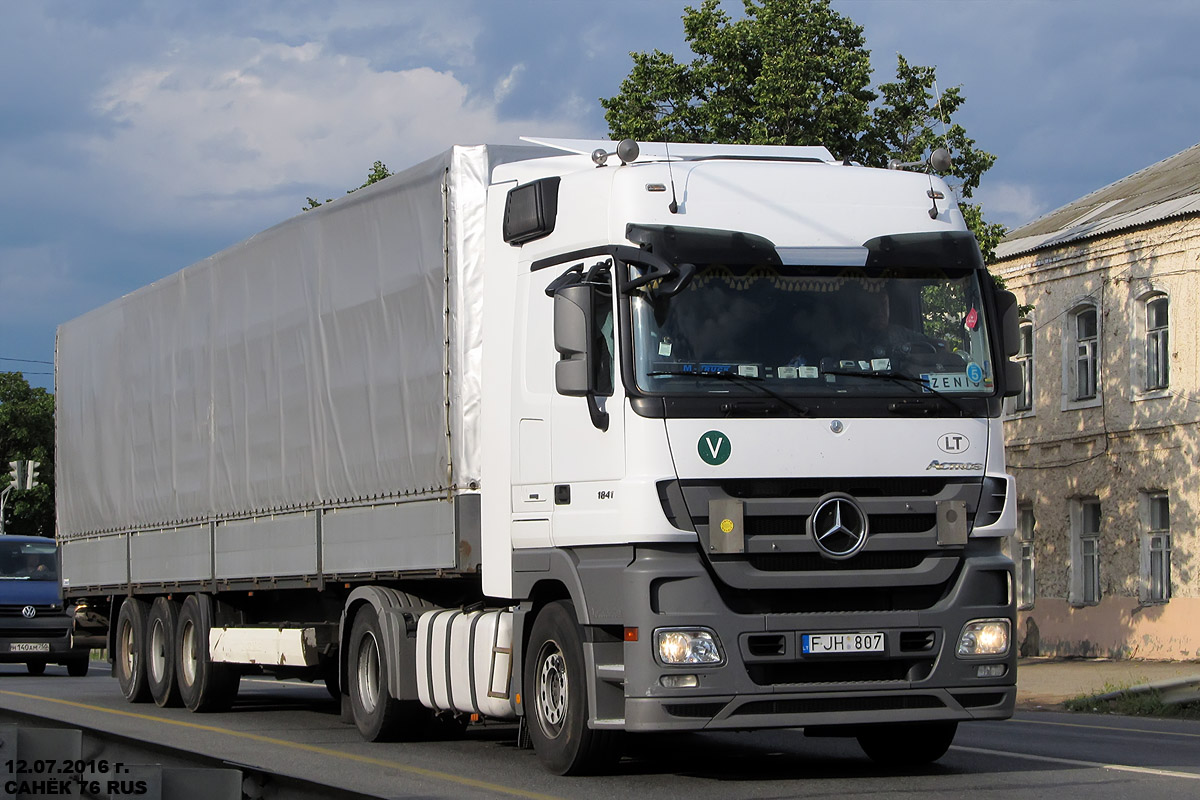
<box><xmin>862</xmin><ymin>231</ymin><xmax>984</xmax><ymax>270</ymax></box>
<box><xmin>625</xmin><ymin>224</ymin><xmax>781</xmax><ymax>266</ymax></box>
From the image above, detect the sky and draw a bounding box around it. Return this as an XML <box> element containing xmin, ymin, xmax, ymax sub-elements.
<box><xmin>2</xmin><ymin>0</ymin><xmax>1197</xmax><ymax>391</ymax></box>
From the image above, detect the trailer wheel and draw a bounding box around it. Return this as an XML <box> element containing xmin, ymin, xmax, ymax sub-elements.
<box><xmin>115</xmin><ymin>597</ymin><xmax>152</xmax><ymax>702</ymax></box>
<box><xmin>25</xmin><ymin>661</ymin><xmax>46</xmax><ymax>676</ymax></box>
<box><xmin>348</xmin><ymin>604</ymin><xmax>429</xmax><ymax>742</ymax></box>
<box><xmin>175</xmin><ymin>594</ymin><xmax>240</xmax><ymax>712</ymax></box>
<box><xmin>66</xmin><ymin>658</ymin><xmax>90</xmax><ymax>677</ymax></box>
<box><xmin>524</xmin><ymin>600</ymin><xmax>619</xmax><ymax>775</ymax></box>
<box><xmin>146</xmin><ymin>597</ymin><xmax>183</xmax><ymax>707</ymax></box>
<box><xmin>856</xmin><ymin>721</ymin><xmax>958</xmax><ymax>766</ymax></box>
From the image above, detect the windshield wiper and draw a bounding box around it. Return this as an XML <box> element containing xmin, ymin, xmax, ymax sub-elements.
<box><xmin>822</xmin><ymin>369</ymin><xmax>970</xmax><ymax>415</ymax></box>
<box><xmin>647</xmin><ymin>370</ymin><xmax>811</xmax><ymax>417</ymax></box>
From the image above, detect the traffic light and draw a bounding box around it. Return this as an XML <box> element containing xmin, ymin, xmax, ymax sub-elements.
<box><xmin>7</xmin><ymin>461</ymin><xmax>22</xmax><ymax>491</ymax></box>
<box><xmin>25</xmin><ymin>461</ymin><xmax>39</xmax><ymax>490</ymax></box>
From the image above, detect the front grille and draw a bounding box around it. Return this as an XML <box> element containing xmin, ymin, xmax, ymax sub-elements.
<box><xmin>954</xmin><ymin>692</ymin><xmax>1007</xmax><ymax>709</ymax></box>
<box><xmin>718</xmin><ymin>582</ymin><xmax>952</xmax><ymax>614</ymax></box>
<box><xmin>733</xmin><ymin>694</ymin><xmax>944</xmax><ymax>716</ymax></box>
<box><xmin>664</xmin><ymin>702</ymin><xmax>728</xmax><ymax>719</ymax></box>
<box><xmin>0</xmin><ymin>605</ymin><xmax>59</xmax><ymax>617</ymax></box>
<box><xmin>899</xmin><ymin>631</ymin><xmax>937</xmax><ymax>652</ymax></box>
<box><xmin>745</xmin><ymin>551</ymin><xmax>930</xmax><ymax>572</ymax></box>
<box><xmin>743</xmin><ymin>515</ymin><xmax>938</xmax><ymax>537</ymax></box>
<box><xmin>747</xmin><ymin>658</ymin><xmax>935</xmax><ymax>686</ymax></box>
<box><xmin>0</xmin><ymin>626</ymin><xmax>68</xmax><ymax>638</ymax></box>
<box><xmin>718</xmin><ymin>477</ymin><xmax>952</xmax><ymax>499</ymax></box>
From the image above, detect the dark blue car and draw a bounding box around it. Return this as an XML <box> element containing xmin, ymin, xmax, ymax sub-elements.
<box><xmin>0</xmin><ymin>536</ymin><xmax>90</xmax><ymax>675</ymax></box>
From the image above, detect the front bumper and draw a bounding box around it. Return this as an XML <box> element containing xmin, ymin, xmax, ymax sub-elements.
<box><xmin>0</xmin><ymin>616</ymin><xmax>90</xmax><ymax>664</ymax></box>
<box><xmin>590</xmin><ymin>543</ymin><xmax>1016</xmax><ymax>732</ymax></box>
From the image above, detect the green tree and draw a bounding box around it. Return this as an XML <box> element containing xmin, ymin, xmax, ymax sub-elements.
<box><xmin>0</xmin><ymin>372</ymin><xmax>55</xmax><ymax>537</ymax></box>
<box><xmin>304</xmin><ymin>160</ymin><xmax>394</xmax><ymax>211</ymax></box>
<box><xmin>601</xmin><ymin>0</ymin><xmax>1007</xmax><ymax>261</ymax></box>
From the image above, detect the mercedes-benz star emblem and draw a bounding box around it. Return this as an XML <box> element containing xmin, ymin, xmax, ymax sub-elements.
<box><xmin>21</xmin><ymin>605</ymin><xmax>36</xmax><ymax>619</ymax></box>
<box><xmin>809</xmin><ymin>494</ymin><xmax>869</xmax><ymax>559</ymax></box>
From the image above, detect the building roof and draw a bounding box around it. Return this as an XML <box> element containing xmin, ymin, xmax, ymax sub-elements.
<box><xmin>995</xmin><ymin>142</ymin><xmax>1200</xmax><ymax>260</ymax></box>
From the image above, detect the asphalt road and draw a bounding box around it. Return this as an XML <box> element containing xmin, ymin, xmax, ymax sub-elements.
<box><xmin>1</xmin><ymin>664</ymin><xmax>1197</xmax><ymax>799</ymax></box>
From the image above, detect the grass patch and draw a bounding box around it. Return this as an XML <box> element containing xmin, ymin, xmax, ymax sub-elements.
<box><xmin>1064</xmin><ymin>684</ymin><xmax>1200</xmax><ymax>720</ymax></box>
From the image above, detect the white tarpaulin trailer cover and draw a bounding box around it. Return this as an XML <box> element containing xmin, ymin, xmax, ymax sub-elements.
<box><xmin>56</xmin><ymin>144</ymin><xmax>547</xmax><ymax>539</ymax></box>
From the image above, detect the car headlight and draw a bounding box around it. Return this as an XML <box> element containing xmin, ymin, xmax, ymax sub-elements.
<box><xmin>957</xmin><ymin>619</ymin><xmax>1010</xmax><ymax>657</ymax></box>
<box><xmin>655</xmin><ymin>628</ymin><xmax>724</xmax><ymax>665</ymax></box>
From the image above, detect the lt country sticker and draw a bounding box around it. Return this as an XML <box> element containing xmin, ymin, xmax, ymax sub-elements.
<box><xmin>698</xmin><ymin>430</ymin><xmax>731</xmax><ymax>465</ymax></box>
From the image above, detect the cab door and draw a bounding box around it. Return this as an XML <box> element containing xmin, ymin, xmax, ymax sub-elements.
<box><xmin>546</xmin><ymin>267</ymin><xmax>626</xmax><ymax>547</ymax></box>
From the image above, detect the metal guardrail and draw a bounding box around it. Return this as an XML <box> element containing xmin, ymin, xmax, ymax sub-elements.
<box><xmin>1093</xmin><ymin>677</ymin><xmax>1200</xmax><ymax>707</ymax></box>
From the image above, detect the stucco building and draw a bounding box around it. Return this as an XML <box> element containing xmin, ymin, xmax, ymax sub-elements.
<box><xmin>992</xmin><ymin>143</ymin><xmax>1200</xmax><ymax>660</ymax></box>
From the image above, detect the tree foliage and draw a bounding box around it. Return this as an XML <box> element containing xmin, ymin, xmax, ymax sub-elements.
<box><xmin>0</xmin><ymin>372</ymin><xmax>55</xmax><ymax>537</ymax></box>
<box><xmin>304</xmin><ymin>160</ymin><xmax>394</xmax><ymax>211</ymax></box>
<box><xmin>601</xmin><ymin>0</ymin><xmax>1006</xmax><ymax>261</ymax></box>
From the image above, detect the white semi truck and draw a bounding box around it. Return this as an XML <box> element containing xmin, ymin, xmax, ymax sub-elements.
<box><xmin>57</xmin><ymin>138</ymin><xmax>1021</xmax><ymax>774</ymax></box>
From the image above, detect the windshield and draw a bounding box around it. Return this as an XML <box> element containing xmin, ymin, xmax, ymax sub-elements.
<box><xmin>631</xmin><ymin>263</ymin><xmax>997</xmax><ymax>398</ymax></box>
<box><xmin>0</xmin><ymin>540</ymin><xmax>58</xmax><ymax>581</ymax></box>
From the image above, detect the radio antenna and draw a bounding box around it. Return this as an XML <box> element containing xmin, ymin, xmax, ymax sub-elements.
<box><xmin>664</xmin><ymin>140</ymin><xmax>680</xmax><ymax>214</ymax></box>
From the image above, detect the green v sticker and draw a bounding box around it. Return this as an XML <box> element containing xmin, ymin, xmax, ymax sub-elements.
<box><xmin>698</xmin><ymin>430</ymin><xmax>731</xmax><ymax>465</ymax></box>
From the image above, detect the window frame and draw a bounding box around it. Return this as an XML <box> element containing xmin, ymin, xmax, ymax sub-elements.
<box><xmin>1144</xmin><ymin>294</ymin><xmax>1169</xmax><ymax>392</ymax></box>
<box><xmin>1062</xmin><ymin>302</ymin><xmax>1101</xmax><ymax>410</ymax></box>
<box><xmin>1070</xmin><ymin>497</ymin><xmax>1102</xmax><ymax>607</ymax></box>
<box><xmin>1140</xmin><ymin>492</ymin><xmax>1171</xmax><ymax>605</ymax></box>
<box><xmin>1007</xmin><ymin>319</ymin><xmax>1035</xmax><ymax>417</ymax></box>
<box><xmin>1016</xmin><ymin>503</ymin><xmax>1035</xmax><ymax>610</ymax></box>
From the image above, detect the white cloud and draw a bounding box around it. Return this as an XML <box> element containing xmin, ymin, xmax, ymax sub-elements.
<box><xmin>84</xmin><ymin>35</ymin><xmax>583</xmax><ymax>232</ymax></box>
<box><xmin>493</xmin><ymin>63</ymin><xmax>525</xmax><ymax>103</ymax></box>
<box><xmin>973</xmin><ymin>182</ymin><xmax>1049</xmax><ymax>230</ymax></box>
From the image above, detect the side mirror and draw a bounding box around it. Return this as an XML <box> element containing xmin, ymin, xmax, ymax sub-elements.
<box><xmin>553</xmin><ymin>283</ymin><xmax>611</xmax><ymax>430</ymax></box>
<box><xmin>554</xmin><ymin>284</ymin><xmax>595</xmax><ymax>397</ymax></box>
<box><xmin>996</xmin><ymin>290</ymin><xmax>1023</xmax><ymax>398</ymax></box>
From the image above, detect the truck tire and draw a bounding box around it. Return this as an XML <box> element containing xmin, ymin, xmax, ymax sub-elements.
<box><xmin>26</xmin><ymin>661</ymin><xmax>46</xmax><ymax>676</ymax></box>
<box><xmin>856</xmin><ymin>721</ymin><xmax>958</xmax><ymax>766</ymax></box>
<box><xmin>175</xmin><ymin>594</ymin><xmax>240</xmax><ymax>712</ymax></box>
<box><xmin>115</xmin><ymin>597</ymin><xmax>152</xmax><ymax>702</ymax></box>
<box><xmin>66</xmin><ymin>658</ymin><xmax>90</xmax><ymax>677</ymax></box>
<box><xmin>348</xmin><ymin>604</ymin><xmax>429</xmax><ymax>742</ymax></box>
<box><xmin>524</xmin><ymin>600</ymin><xmax>619</xmax><ymax>775</ymax></box>
<box><xmin>147</xmin><ymin>597</ymin><xmax>183</xmax><ymax>707</ymax></box>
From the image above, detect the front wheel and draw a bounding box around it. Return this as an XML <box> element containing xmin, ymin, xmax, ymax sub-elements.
<box><xmin>348</xmin><ymin>605</ymin><xmax>430</xmax><ymax>742</ymax></box>
<box><xmin>856</xmin><ymin>721</ymin><xmax>958</xmax><ymax>766</ymax></box>
<box><xmin>524</xmin><ymin>600</ymin><xmax>618</xmax><ymax>775</ymax></box>
<box><xmin>66</xmin><ymin>658</ymin><xmax>89</xmax><ymax>677</ymax></box>
<box><xmin>25</xmin><ymin>661</ymin><xmax>46</xmax><ymax>676</ymax></box>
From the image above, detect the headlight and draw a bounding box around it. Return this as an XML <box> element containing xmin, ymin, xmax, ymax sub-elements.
<box><xmin>655</xmin><ymin>628</ymin><xmax>724</xmax><ymax>665</ymax></box>
<box><xmin>957</xmin><ymin>619</ymin><xmax>1010</xmax><ymax>657</ymax></box>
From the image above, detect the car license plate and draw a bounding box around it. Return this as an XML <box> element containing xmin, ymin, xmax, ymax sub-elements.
<box><xmin>801</xmin><ymin>632</ymin><xmax>885</xmax><ymax>654</ymax></box>
<box><xmin>9</xmin><ymin>643</ymin><xmax>50</xmax><ymax>653</ymax></box>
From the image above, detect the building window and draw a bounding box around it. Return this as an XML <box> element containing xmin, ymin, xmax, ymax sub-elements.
<box><xmin>1144</xmin><ymin>295</ymin><xmax>1169</xmax><ymax>391</ymax></box>
<box><xmin>1071</xmin><ymin>498</ymin><xmax>1101</xmax><ymax>606</ymax></box>
<box><xmin>1141</xmin><ymin>493</ymin><xmax>1171</xmax><ymax>604</ymax></box>
<box><xmin>1014</xmin><ymin>320</ymin><xmax>1033</xmax><ymax>412</ymax></box>
<box><xmin>1017</xmin><ymin>504</ymin><xmax>1035</xmax><ymax>609</ymax></box>
<box><xmin>1071</xmin><ymin>305</ymin><xmax>1098</xmax><ymax>400</ymax></box>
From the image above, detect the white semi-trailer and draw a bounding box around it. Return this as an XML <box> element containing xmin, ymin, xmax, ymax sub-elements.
<box><xmin>57</xmin><ymin>138</ymin><xmax>1021</xmax><ymax>774</ymax></box>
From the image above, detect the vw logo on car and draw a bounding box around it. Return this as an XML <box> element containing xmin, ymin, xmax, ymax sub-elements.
<box><xmin>21</xmin><ymin>605</ymin><xmax>36</xmax><ymax>619</ymax></box>
<box><xmin>808</xmin><ymin>494</ymin><xmax>869</xmax><ymax>559</ymax></box>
